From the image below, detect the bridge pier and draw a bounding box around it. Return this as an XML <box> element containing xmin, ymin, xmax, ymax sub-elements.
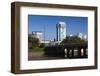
<box><xmin>71</xmin><ymin>49</ymin><xmax>74</xmax><ymax>57</ymax></box>
<box><xmin>83</xmin><ymin>48</ymin><xmax>87</xmax><ymax>57</ymax></box>
<box><xmin>67</xmin><ymin>49</ymin><xmax>70</xmax><ymax>58</ymax></box>
<box><xmin>65</xmin><ymin>48</ymin><xmax>87</xmax><ymax>58</ymax></box>
<box><xmin>77</xmin><ymin>48</ymin><xmax>81</xmax><ymax>57</ymax></box>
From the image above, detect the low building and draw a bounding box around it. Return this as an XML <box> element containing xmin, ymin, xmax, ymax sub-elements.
<box><xmin>77</xmin><ymin>33</ymin><xmax>87</xmax><ymax>41</ymax></box>
<box><xmin>32</xmin><ymin>31</ymin><xmax>43</xmax><ymax>42</ymax></box>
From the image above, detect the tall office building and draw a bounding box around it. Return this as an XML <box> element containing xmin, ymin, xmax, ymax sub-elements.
<box><xmin>56</xmin><ymin>21</ymin><xmax>66</xmax><ymax>41</ymax></box>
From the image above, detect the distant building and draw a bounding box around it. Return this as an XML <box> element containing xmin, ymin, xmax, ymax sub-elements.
<box><xmin>77</xmin><ymin>33</ymin><xmax>87</xmax><ymax>41</ymax></box>
<box><xmin>83</xmin><ymin>34</ymin><xmax>87</xmax><ymax>40</ymax></box>
<box><xmin>41</xmin><ymin>40</ymin><xmax>58</xmax><ymax>46</ymax></box>
<box><xmin>32</xmin><ymin>31</ymin><xmax>43</xmax><ymax>42</ymax></box>
<box><xmin>56</xmin><ymin>21</ymin><xmax>66</xmax><ymax>42</ymax></box>
<box><xmin>69</xmin><ymin>34</ymin><xmax>73</xmax><ymax>37</ymax></box>
<box><xmin>77</xmin><ymin>33</ymin><xmax>83</xmax><ymax>39</ymax></box>
<box><xmin>41</xmin><ymin>40</ymin><xmax>50</xmax><ymax>43</ymax></box>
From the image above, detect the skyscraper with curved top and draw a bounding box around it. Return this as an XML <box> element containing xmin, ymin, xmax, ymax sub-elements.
<box><xmin>56</xmin><ymin>21</ymin><xmax>66</xmax><ymax>42</ymax></box>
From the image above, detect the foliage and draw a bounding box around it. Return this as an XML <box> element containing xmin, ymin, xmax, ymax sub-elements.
<box><xmin>60</xmin><ymin>36</ymin><xmax>87</xmax><ymax>44</ymax></box>
<box><xmin>29</xmin><ymin>47</ymin><xmax>44</xmax><ymax>52</ymax></box>
<box><xmin>39</xmin><ymin>43</ymin><xmax>45</xmax><ymax>48</ymax></box>
<box><xmin>28</xmin><ymin>34</ymin><xmax>40</xmax><ymax>47</ymax></box>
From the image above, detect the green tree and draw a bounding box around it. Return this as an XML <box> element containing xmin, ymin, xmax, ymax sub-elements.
<box><xmin>60</xmin><ymin>36</ymin><xmax>87</xmax><ymax>44</ymax></box>
<box><xmin>28</xmin><ymin>34</ymin><xmax>33</xmax><ymax>43</ymax></box>
<box><xmin>32</xmin><ymin>37</ymin><xmax>40</xmax><ymax>47</ymax></box>
<box><xmin>28</xmin><ymin>34</ymin><xmax>40</xmax><ymax>48</ymax></box>
<box><xmin>39</xmin><ymin>43</ymin><xmax>45</xmax><ymax>48</ymax></box>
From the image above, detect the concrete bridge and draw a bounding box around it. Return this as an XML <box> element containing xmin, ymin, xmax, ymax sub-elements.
<box><xmin>44</xmin><ymin>43</ymin><xmax>87</xmax><ymax>58</ymax></box>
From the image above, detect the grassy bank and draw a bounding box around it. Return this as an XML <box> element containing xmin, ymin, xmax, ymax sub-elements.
<box><xmin>29</xmin><ymin>47</ymin><xmax>44</xmax><ymax>52</ymax></box>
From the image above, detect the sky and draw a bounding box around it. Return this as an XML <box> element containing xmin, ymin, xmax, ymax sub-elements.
<box><xmin>28</xmin><ymin>15</ymin><xmax>88</xmax><ymax>40</ymax></box>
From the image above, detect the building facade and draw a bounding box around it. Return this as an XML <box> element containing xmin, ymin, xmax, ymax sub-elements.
<box><xmin>77</xmin><ymin>33</ymin><xmax>87</xmax><ymax>41</ymax></box>
<box><xmin>32</xmin><ymin>31</ymin><xmax>43</xmax><ymax>42</ymax></box>
<box><xmin>77</xmin><ymin>33</ymin><xmax>83</xmax><ymax>39</ymax></box>
<box><xmin>56</xmin><ymin>21</ymin><xmax>66</xmax><ymax>42</ymax></box>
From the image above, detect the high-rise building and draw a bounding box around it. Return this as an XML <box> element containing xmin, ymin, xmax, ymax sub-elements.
<box><xmin>56</xmin><ymin>21</ymin><xmax>66</xmax><ymax>41</ymax></box>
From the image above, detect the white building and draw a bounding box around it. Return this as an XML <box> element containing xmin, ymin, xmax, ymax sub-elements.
<box><xmin>77</xmin><ymin>33</ymin><xmax>83</xmax><ymax>39</ymax></box>
<box><xmin>77</xmin><ymin>33</ymin><xmax>87</xmax><ymax>40</ymax></box>
<box><xmin>83</xmin><ymin>34</ymin><xmax>87</xmax><ymax>40</ymax></box>
<box><xmin>32</xmin><ymin>31</ymin><xmax>43</xmax><ymax>42</ymax></box>
<box><xmin>56</xmin><ymin>21</ymin><xmax>66</xmax><ymax>42</ymax></box>
<box><xmin>69</xmin><ymin>34</ymin><xmax>73</xmax><ymax>37</ymax></box>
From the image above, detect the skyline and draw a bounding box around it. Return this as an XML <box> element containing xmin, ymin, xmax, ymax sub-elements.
<box><xmin>28</xmin><ymin>15</ymin><xmax>88</xmax><ymax>40</ymax></box>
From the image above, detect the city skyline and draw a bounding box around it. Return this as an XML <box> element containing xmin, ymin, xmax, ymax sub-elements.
<box><xmin>28</xmin><ymin>15</ymin><xmax>88</xmax><ymax>40</ymax></box>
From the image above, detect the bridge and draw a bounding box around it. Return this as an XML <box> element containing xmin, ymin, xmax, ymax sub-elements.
<box><xmin>44</xmin><ymin>43</ymin><xmax>88</xmax><ymax>58</ymax></box>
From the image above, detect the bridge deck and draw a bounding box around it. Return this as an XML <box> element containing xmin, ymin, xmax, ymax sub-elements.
<box><xmin>44</xmin><ymin>43</ymin><xmax>88</xmax><ymax>58</ymax></box>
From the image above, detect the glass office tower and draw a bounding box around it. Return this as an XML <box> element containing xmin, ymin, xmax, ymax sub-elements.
<box><xmin>56</xmin><ymin>21</ymin><xmax>66</xmax><ymax>42</ymax></box>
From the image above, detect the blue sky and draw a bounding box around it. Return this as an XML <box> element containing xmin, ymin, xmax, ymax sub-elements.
<box><xmin>28</xmin><ymin>15</ymin><xmax>88</xmax><ymax>40</ymax></box>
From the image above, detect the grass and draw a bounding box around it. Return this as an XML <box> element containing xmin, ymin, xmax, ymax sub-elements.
<box><xmin>29</xmin><ymin>47</ymin><xmax>44</xmax><ymax>52</ymax></box>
